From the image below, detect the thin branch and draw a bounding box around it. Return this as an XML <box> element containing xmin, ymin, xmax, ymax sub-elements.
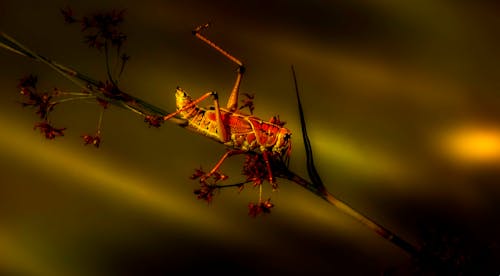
<box><xmin>288</xmin><ymin>66</ymin><xmax>420</xmax><ymax>257</ymax></box>
<box><xmin>0</xmin><ymin>33</ymin><xmax>187</xmax><ymax>126</ymax></box>
<box><xmin>54</xmin><ymin>96</ymin><xmax>95</xmax><ymax>104</ymax></box>
<box><xmin>1</xmin><ymin>32</ymin><xmax>421</xmax><ymax>259</ymax></box>
<box><xmin>277</xmin><ymin>168</ymin><xmax>420</xmax><ymax>256</ymax></box>
<box><xmin>96</xmin><ymin>107</ymin><xmax>104</xmax><ymax>135</ymax></box>
<box><xmin>104</xmin><ymin>41</ymin><xmax>116</xmax><ymax>86</ymax></box>
<box><xmin>215</xmin><ymin>180</ymin><xmax>252</xmax><ymax>189</ymax></box>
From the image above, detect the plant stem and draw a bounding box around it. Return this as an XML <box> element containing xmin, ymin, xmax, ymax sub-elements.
<box><xmin>54</xmin><ymin>96</ymin><xmax>95</xmax><ymax>104</ymax></box>
<box><xmin>0</xmin><ymin>33</ymin><xmax>187</xmax><ymax>126</ymax></box>
<box><xmin>215</xmin><ymin>180</ymin><xmax>252</xmax><ymax>189</ymax></box>
<box><xmin>1</xmin><ymin>32</ymin><xmax>421</xmax><ymax>259</ymax></box>
<box><xmin>280</xmin><ymin>169</ymin><xmax>420</xmax><ymax>256</ymax></box>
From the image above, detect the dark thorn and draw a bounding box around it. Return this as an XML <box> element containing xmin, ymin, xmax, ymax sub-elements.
<box><xmin>292</xmin><ymin>65</ymin><xmax>325</xmax><ymax>191</ymax></box>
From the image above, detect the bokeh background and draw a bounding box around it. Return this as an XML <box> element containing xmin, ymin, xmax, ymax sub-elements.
<box><xmin>1</xmin><ymin>0</ymin><xmax>499</xmax><ymax>275</ymax></box>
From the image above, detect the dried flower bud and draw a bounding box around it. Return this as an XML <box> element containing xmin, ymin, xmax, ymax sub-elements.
<box><xmin>193</xmin><ymin>182</ymin><xmax>217</xmax><ymax>203</ymax></box>
<box><xmin>34</xmin><ymin>121</ymin><xmax>66</xmax><ymax>139</ymax></box>
<box><xmin>18</xmin><ymin>76</ymin><xmax>58</xmax><ymax>120</ymax></box>
<box><xmin>190</xmin><ymin>167</ymin><xmax>205</xmax><ymax>180</ymax></box>
<box><xmin>18</xmin><ymin>74</ymin><xmax>38</xmax><ymax>89</ymax></box>
<box><xmin>242</xmin><ymin>154</ymin><xmax>268</xmax><ymax>186</ymax></box>
<box><xmin>60</xmin><ymin>6</ymin><xmax>77</xmax><ymax>24</ymax></box>
<box><xmin>144</xmin><ymin>115</ymin><xmax>163</xmax><ymax>128</ymax></box>
<box><xmin>248</xmin><ymin>199</ymin><xmax>274</xmax><ymax>217</ymax></box>
<box><xmin>82</xmin><ymin>134</ymin><xmax>101</xmax><ymax>147</ymax></box>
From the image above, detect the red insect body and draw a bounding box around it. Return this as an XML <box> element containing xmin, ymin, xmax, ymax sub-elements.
<box><xmin>160</xmin><ymin>24</ymin><xmax>292</xmax><ymax>208</ymax></box>
<box><xmin>174</xmin><ymin>88</ymin><xmax>292</xmax><ymax>159</ymax></box>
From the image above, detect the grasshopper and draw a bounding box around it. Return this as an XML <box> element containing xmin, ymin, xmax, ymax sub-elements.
<box><xmin>163</xmin><ymin>24</ymin><xmax>292</xmax><ymax>183</ymax></box>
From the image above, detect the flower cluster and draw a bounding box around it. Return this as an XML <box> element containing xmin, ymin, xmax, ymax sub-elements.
<box><xmin>242</xmin><ymin>154</ymin><xmax>267</xmax><ymax>186</ymax></box>
<box><xmin>242</xmin><ymin>153</ymin><xmax>279</xmax><ymax>190</ymax></box>
<box><xmin>15</xmin><ymin>9</ymin><xmax>157</xmax><ymax>148</ymax></box>
<box><xmin>191</xmin><ymin>167</ymin><xmax>228</xmax><ymax>203</ymax></box>
<box><xmin>18</xmin><ymin>75</ymin><xmax>56</xmax><ymax>120</ymax></box>
<box><xmin>144</xmin><ymin>115</ymin><xmax>164</xmax><ymax>128</ymax></box>
<box><xmin>18</xmin><ymin>74</ymin><xmax>37</xmax><ymax>89</ymax></box>
<box><xmin>61</xmin><ymin>7</ymin><xmax>129</xmax><ymax>84</ymax></box>
<box><xmin>189</xmin><ymin>152</ymin><xmax>281</xmax><ymax>216</ymax></box>
<box><xmin>17</xmin><ymin>74</ymin><xmax>109</xmax><ymax>145</ymax></box>
<box><xmin>18</xmin><ymin>75</ymin><xmax>66</xmax><ymax>139</ymax></box>
<box><xmin>61</xmin><ymin>7</ymin><xmax>127</xmax><ymax>51</ymax></box>
<box><xmin>82</xmin><ymin>133</ymin><xmax>101</xmax><ymax>148</ymax></box>
<box><xmin>34</xmin><ymin>121</ymin><xmax>66</xmax><ymax>139</ymax></box>
<box><xmin>248</xmin><ymin>199</ymin><xmax>274</xmax><ymax>217</ymax></box>
<box><xmin>193</xmin><ymin>182</ymin><xmax>217</xmax><ymax>203</ymax></box>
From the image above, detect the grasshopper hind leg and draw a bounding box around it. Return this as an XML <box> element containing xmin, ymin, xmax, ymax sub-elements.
<box><xmin>193</xmin><ymin>23</ymin><xmax>245</xmax><ymax>112</ymax></box>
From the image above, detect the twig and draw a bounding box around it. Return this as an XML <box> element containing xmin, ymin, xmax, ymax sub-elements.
<box><xmin>0</xmin><ymin>33</ymin><xmax>186</xmax><ymax>126</ymax></box>
<box><xmin>0</xmin><ymin>32</ymin><xmax>421</xmax><ymax>259</ymax></box>
<box><xmin>289</xmin><ymin>66</ymin><xmax>420</xmax><ymax>256</ymax></box>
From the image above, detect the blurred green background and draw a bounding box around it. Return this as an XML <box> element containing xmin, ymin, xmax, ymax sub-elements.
<box><xmin>0</xmin><ymin>0</ymin><xmax>499</xmax><ymax>275</ymax></box>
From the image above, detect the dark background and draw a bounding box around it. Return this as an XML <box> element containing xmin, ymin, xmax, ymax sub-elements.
<box><xmin>0</xmin><ymin>0</ymin><xmax>499</xmax><ymax>275</ymax></box>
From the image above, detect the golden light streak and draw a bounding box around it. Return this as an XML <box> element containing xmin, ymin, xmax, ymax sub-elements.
<box><xmin>313</xmin><ymin>131</ymin><xmax>410</xmax><ymax>180</ymax></box>
<box><xmin>440</xmin><ymin>125</ymin><xmax>500</xmax><ymax>164</ymax></box>
<box><xmin>0</xmin><ymin>115</ymin><xmax>242</xmax><ymax>240</ymax></box>
<box><xmin>0</xmin><ymin>114</ymin><xmax>324</xmax><ymax>270</ymax></box>
<box><xmin>0</xmin><ymin>114</ymin><xmax>353</xmax><ymax>274</ymax></box>
<box><xmin>260</xmin><ymin>31</ymin><xmax>468</xmax><ymax>109</ymax></box>
<box><xmin>0</xmin><ymin>115</ymin><xmax>245</xmax><ymax>274</ymax></box>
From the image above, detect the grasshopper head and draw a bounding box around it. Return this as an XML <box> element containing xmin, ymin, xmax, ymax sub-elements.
<box><xmin>273</xmin><ymin>127</ymin><xmax>292</xmax><ymax>160</ymax></box>
<box><xmin>175</xmin><ymin>87</ymin><xmax>192</xmax><ymax>110</ymax></box>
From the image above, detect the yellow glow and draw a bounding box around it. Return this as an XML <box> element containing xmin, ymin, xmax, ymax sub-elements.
<box><xmin>313</xmin><ymin>131</ymin><xmax>410</xmax><ymax>180</ymax></box>
<box><xmin>0</xmin><ymin>116</ymin><xmax>326</xmax><ymax>272</ymax></box>
<box><xmin>442</xmin><ymin>126</ymin><xmax>500</xmax><ymax>163</ymax></box>
<box><xmin>0</xmin><ymin>116</ymin><xmax>245</xmax><ymax>274</ymax></box>
<box><xmin>0</xmin><ymin>116</ymin><xmax>242</xmax><ymax>240</ymax></box>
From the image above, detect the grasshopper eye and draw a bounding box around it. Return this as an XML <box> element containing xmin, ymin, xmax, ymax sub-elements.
<box><xmin>284</xmin><ymin>133</ymin><xmax>291</xmax><ymax>141</ymax></box>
